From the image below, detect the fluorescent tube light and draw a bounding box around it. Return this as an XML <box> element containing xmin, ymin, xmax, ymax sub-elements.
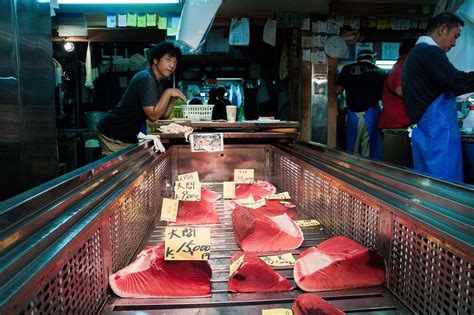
<box><xmin>58</xmin><ymin>0</ymin><xmax>179</xmax><ymax>4</ymax></box>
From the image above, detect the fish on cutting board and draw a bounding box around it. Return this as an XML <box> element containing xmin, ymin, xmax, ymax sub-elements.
<box><xmin>228</xmin><ymin>252</ymin><xmax>293</xmax><ymax>293</ymax></box>
<box><xmin>235</xmin><ymin>180</ymin><xmax>277</xmax><ymax>200</ymax></box>
<box><xmin>229</xmin><ymin>199</ymin><xmax>297</xmax><ymax>219</ymax></box>
<box><xmin>232</xmin><ymin>206</ymin><xmax>304</xmax><ymax>252</ymax></box>
<box><xmin>171</xmin><ymin>199</ymin><xmax>220</xmax><ymax>225</ymax></box>
<box><xmin>294</xmin><ymin>236</ymin><xmax>385</xmax><ymax>291</ymax></box>
<box><xmin>109</xmin><ymin>243</ymin><xmax>212</xmax><ymax>298</ymax></box>
<box><xmin>292</xmin><ymin>293</ymin><xmax>346</xmax><ymax>315</ymax></box>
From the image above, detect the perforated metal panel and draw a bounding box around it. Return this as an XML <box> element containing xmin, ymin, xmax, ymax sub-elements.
<box><xmin>272</xmin><ymin>153</ymin><xmax>302</xmax><ymax>207</ymax></box>
<box><xmin>110</xmin><ymin>155</ymin><xmax>170</xmax><ymax>272</ymax></box>
<box><xmin>388</xmin><ymin>218</ymin><xmax>473</xmax><ymax>315</ymax></box>
<box><xmin>19</xmin><ymin>229</ymin><xmax>105</xmax><ymax>314</ymax></box>
<box><xmin>274</xmin><ymin>151</ymin><xmax>380</xmax><ymax>250</ymax></box>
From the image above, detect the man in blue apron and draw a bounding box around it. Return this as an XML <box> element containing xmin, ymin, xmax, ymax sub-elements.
<box><xmin>402</xmin><ymin>12</ymin><xmax>474</xmax><ymax>182</ymax></box>
<box><xmin>336</xmin><ymin>50</ymin><xmax>386</xmax><ymax>158</ymax></box>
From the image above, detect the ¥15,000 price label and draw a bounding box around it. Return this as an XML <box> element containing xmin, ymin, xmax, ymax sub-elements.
<box><xmin>164</xmin><ymin>227</ymin><xmax>210</xmax><ymax>261</ymax></box>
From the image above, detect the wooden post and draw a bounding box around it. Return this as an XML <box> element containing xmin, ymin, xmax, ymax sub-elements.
<box><xmin>300</xmin><ymin>48</ymin><xmax>312</xmax><ymax>142</ymax></box>
<box><xmin>327</xmin><ymin>57</ymin><xmax>339</xmax><ymax>148</ymax></box>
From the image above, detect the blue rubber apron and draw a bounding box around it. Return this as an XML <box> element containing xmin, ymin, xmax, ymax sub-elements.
<box><xmin>346</xmin><ymin>106</ymin><xmax>380</xmax><ymax>158</ymax></box>
<box><xmin>411</xmin><ymin>92</ymin><xmax>463</xmax><ymax>182</ymax></box>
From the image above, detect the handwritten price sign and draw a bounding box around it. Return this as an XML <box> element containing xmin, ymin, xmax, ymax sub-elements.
<box><xmin>266</xmin><ymin>192</ymin><xmax>291</xmax><ymax>200</ymax></box>
<box><xmin>247</xmin><ymin>198</ymin><xmax>266</xmax><ymax>209</ymax></box>
<box><xmin>261</xmin><ymin>253</ymin><xmax>295</xmax><ymax>266</ymax></box>
<box><xmin>262</xmin><ymin>309</ymin><xmax>293</xmax><ymax>315</ymax></box>
<box><xmin>160</xmin><ymin>198</ymin><xmax>178</xmax><ymax>222</ymax></box>
<box><xmin>223</xmin><ymin>181</ymin><xmax>235</xmax><ymax>199</ymax></box>
<box><xmin>234</xmin><ymin>169</ymin><xmax>254</xmax><ymax>184</ymax></box>
<box><xmin>177</xmin><ymin>171</ymin><xmax>200</xmax><ymax>182</ymax></box>
<box><xmin>174</xmin><ymin>180</ymin><xmax>201</xmax><ymax>201</ymax></box>
<box><xmin>164</xmin><ymin>227</ymin><xmax>211</xmax><ymax>261</ymax></box>
<box><xmin>295</xmin><ymin>219</ymin><xmax>320</xmax><ymax>227</ymax></box>
<box><xmin>229</xmin><ymin>254</ymin><xmax>245</xmax><ymax>277</ymax></box>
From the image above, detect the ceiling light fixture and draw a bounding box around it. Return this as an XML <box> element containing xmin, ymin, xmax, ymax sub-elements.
<box><xmin>64</xmin><ymin>41</ymin><xmax>75</xmax><ymax>52</ymax></box>
<box><xmin>57</xmin><ymin>0</ymin><xmax>179</xmax><ymax>3</ymax></box>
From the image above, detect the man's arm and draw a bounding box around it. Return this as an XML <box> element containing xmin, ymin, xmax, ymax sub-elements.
<box><xmin>445</xmin><ymin>71</ymin><xmax>474</xmax><ymax>96</ymax></box>
<box><xmin>143</xmin><ymin>88</ymin><xmax>187</xmax><ymax>121</ymax></box>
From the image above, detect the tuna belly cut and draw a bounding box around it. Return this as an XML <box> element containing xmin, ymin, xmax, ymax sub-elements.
<box><xmin>228</xmin><ymin>252</ymin><xmax>293</xmax><ymax>293</ymax></box>
<box><xmin>294</xmin><ymin>236</ymin><xmax>385</xmax><ymax>291</ymax></box>
<box><xmin>292</xmin><ymin>293</ymin><xmax>346</xmax><ymax>315</ymax></box>
<box><xmin>173</xmin><ymin>199</ymin><xmax>220</xmax><ymax>224</ymax></box>
<box><xmin>109</xmin><ymin>243</ymin><xmax>212</xmax><ymax>298</ymax></box>
<box><xmin>235</xmin><ymin>180</ymin><xmax>277</xmax><ymax>200</ymax></box>
<box><xmin>232</xmin><ymin>206</ymin><xmax>304</xmax><ymax>252</ymax></box>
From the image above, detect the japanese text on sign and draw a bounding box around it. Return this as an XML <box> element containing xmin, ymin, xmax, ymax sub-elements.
<box><xmin>229</xmin><ymin>254</ymin><xmax>245</xmax><ymax>277</ymax></box>
<box><xmin>177</xmin><ymin>171</ymin><xmax>200</xmax><ymax>182</ymax></box>
<box><xmin>164</xmin><ymin>227</ymin><xmax>211</xmax><ymax>261</ymax></box>
<box><xmin>266</xmin><ymin>192</ymin><xmax>291</xmax><ymax>200</ymax></box>
<box><xmin>295</xmin><ymin>219</ymin><xmax>320</xmax><ymax>227</ymax></box>
<box><xmin>234</xmin><ymin>169</ymin><xmax>254</xmax><ymax>184</ymax></box>
<box><xmin>160</xmin><ymin>198</ymin><xmax>179</xmax><ymax>222</ymax></box>
<box><xmin>247</xmin><ymin>198</ymin><xmax>266</xmax><ymax>209</ymax></box>
<box><xmin>174</xmin><ymin>180</ymin><xmax>201</xmax><ymax>201</ymax></box>
<box><xmin>261</xmin><ymin>253</ymin><xmax>295</xmax><ymax>266</ymax></box>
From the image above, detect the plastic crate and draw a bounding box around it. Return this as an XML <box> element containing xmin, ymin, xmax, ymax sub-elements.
<box><xmin>183</xmin><ymin>104</ymin><xmax>214</xmax><ymax>121</ymax></box>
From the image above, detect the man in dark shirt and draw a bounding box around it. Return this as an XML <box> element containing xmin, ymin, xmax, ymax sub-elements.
<box><xmin>402</xmin><ymin>12</ymin><xmax>474</xmax><ymax>181</ymax></box>
<box><xmin>97</xmin><ymin>41</ymin><xmax>187</xmax><ymax>155</ymax></box>
<box><xmin>336</xmin><ymin>50</ymin><xmax>386</xmax><ymax>158</ymax></box>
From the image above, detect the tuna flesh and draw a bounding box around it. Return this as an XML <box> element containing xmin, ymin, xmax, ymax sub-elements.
<box><xmin>172</xmin><ymin>199</ymin><xmax>220</xmax><ymax>225</ymax></box>
<box><xmin>109</xmin><ymin>243</ymin><xmax>212</xmax><ymax>298</ymax></box>
<box><xmin>292</xmin><ymin>293</ymin><xmax>345</xmax><ymax>315</ymax></box>
<box><xmin>228</xmin><ymin>252</ymin><xmax>293</xmax><ymax>293</ymax></box>
<box><xmin>235</xmin><ymin>180</ymin><xmax>277</xmax><ymax>200</ymax></box>
<box><xmin>232</xmin><ymin>206</ymin><xmax>304</xmax><ymax>252</ymax></box>
<box><xmin>229</xmin><ymin>199</ymin><xmax>297</xmax><ymax>220</ymax></box>
<box><xmin>294</xmin><ymin>236</ymin><xmax>385</xmax><ymax>291</ymax></box>
<box><xmin>201</xmin><ymin>186</ymin><xmax>221</xmax><ymax>202</ymax></box>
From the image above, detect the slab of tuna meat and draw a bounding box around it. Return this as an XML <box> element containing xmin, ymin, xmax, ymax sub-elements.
<box><xmin>228</xmin><ymin>199</ymin><xmax>297</xmax><ymax>220</ymax></box>
<box><xmin>232</xmin><ymin>206</ymin><xmax>303</xmax><ymax>252</ymax></box>
<box><xmin>201</xmin><ymin>186</ymin><xmax>221</xmax><ymax>202</ymax></box>
<box><xmin>294</xmin><ymin>236</ymin><xmax>385</xmax><ymax>291</ymax></box>
<box><xmin>228</xmin><ymin>252</ymin><xmax>293</xmax><ymax>292</ymax></box>
<box><xmin>235</xmin><ymin>180</ymin><xmax>277</xmax><ymax>200</ymax></box>
<box><xmin>292</xmin><ymin>293</ymin><xmax>346</xmax><ymax>315</ymax></box>
<box><xmin>172</xmin><ymin>199</ymin><xmax>220</xmax><ymax>224</ymax></box>
<box><xmin>109</xmin><ymin>243</ymin><xmax>212</xmax><ymax>298</ymax></box>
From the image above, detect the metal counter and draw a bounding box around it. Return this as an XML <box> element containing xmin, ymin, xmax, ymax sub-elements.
<box><xmin>1</xmin><ymin>139</ymin><xmax>472</xmax><ymax>314</ymax></box>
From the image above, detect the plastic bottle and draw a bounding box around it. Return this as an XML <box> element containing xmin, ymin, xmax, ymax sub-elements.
<box><xmin>462</xmin><ymin>105</ymin><xmax>474</xmax><ymax>130</ymax></box>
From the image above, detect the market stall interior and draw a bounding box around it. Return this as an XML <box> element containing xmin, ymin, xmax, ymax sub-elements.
<box><xmin>1</xmin><ymin>0</ymin><xmax>473</xmax><ymax>313</ymax></box>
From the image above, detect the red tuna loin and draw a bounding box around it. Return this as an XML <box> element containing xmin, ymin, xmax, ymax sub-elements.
<box><xmin>201</xmin><ymin>186</ymin><xmax>221</xmax><ymax>202</ymax></box>
<box><xmin>232</xmin><ymin>206</ymin><xmax>304</xmax><ymax>252</ymax></box>
<box><xmin>109</xmin><ymin>243</ymin><xmax>212</xmax><ymax>298</ymax></box>
<box><xmin>294</xmin><ymin>236</ymin><xmax>385</xmax><ymax>291</ymax></box>
<box><xmin>292</xmin><ymin>293</ymin><xmax>345</xmax><ymax>315</ymax></box>
<box><xmin>228</xmin><ymin>199</ymin><xmax>297</xmax><ymax>220</ymax></box>
<box><xmin>228</xmin><ymin>252</ymin><xmax>293</xmax><ymax>292</ymax></box>
<box><xmin>172</xmin><ymin>199</ymin><xmax>220</xmax><ymax>224</ymax></box>
<box><xmin>235</xmin><ymin>180</ymin><xmax>277</xmax><ymax>200</ymax></box>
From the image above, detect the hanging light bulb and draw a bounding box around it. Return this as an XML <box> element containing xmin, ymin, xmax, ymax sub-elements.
<box><xmin>64</xmin><ymin>41</ymin><xmax>75</xmax><ymax>52</ymax></box>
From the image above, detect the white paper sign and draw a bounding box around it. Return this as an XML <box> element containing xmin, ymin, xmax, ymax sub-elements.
<box><xmin>229</xmin><ymin>18</ymin><xmax>250</xmax><ymax>46</ymax></box>
<box><xmin>301</xmin><ymin>18</ymin><xmax>310</xmax><ymax>31</ymax></box>
<box><xmin>382</xmin><ymin>42</ymin><xmax>401</xmax><ymax>60</ymax></box>
<box><xmin>107</xmin><ymin>14</ymin><xmax>116</xmax><ymax>28</ymax></box>
<box><xmin>263</xmin><ymin>18</ymin><xmax>277</xmax><ymax>46</ymax></box>
<box><xmin>118</xmin><ymin>13</ymin><xmax>127</xmax><ymax>27</ymax></box>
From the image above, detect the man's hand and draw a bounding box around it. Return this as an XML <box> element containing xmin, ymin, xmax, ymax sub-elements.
<box><xmin>165</xmin><ymin>88</ymin><xmax>188</xmax><ymax>102</ymax></box>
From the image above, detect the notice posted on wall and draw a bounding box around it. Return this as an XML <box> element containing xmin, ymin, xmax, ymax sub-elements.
<box><xmin>190</xmin><ymin>133</ymin><xmax>224</xmax><ymax>152</ymax></box>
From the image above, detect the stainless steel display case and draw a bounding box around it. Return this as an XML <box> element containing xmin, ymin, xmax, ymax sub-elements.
<box><xmin>1</xmin><ymin>140</ymin><xmax>472</xmax><ymax>314</ymax></box>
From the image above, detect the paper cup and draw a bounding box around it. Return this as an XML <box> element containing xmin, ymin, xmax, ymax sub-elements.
<box><xmin>226</xmin><ymin>105</ymin><xmax>237</xmax><ymax>122</ymax></box>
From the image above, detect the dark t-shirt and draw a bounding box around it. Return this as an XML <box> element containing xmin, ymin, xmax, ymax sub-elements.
<box><xmin>402</xmin><ymin>43</ymin><xmax>458</xmax><ymax>123</ymax></box>
<box><xmin>97</xmin><ymin>67</ymin><xmax>165</xmax><ymax>143</ymax></box>
<box><xmin>335</xmin><ymin>61</ymin><xmax>386</xmax><ymax>112</ymax></box>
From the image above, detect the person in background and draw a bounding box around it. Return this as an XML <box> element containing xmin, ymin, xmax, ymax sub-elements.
<box><xmin>379</xmin><ymin>39</ymin><xmax>415</xmax><ymax>129</ymax></box>
<box><xmin>97</xmin><ymin>41</ymin><xmax>187</xmax><ymax>155</ymax></box>
<box><xmin>188</xmin><ymin>97</ymin><xmax>203</xmax><ymax>104</ymax></box>
<box><xmin>336</xmin><ymin>50</ymin><xmax>386</xmax><ymax>158</ymax></box>
<box><xmin>402</xmin><ymin>12</ymin><xmax>474</xmax><ymax>181</ymax></box>
<box><xmin>210</xmin><ymin>87</ymin><xmax>227</xmax><ymax>120</ymax></box>
<box><xmin>216</xmin><ymin>86</ymin><xmax>232</xmax><ymax>106</ymax></box>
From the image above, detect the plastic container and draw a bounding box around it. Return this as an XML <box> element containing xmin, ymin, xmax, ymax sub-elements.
<box><xmin>462</xmin><ymin>105</ymin><xmax>474</xmax><ymax>130</ymax></box>
<box><xmin>183</xmin><ymin>105</ymin><xmax>214</xmax><ymax>121</ymax></box>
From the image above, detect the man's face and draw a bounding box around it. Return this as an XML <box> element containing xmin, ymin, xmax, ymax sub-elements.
<box><xmin>154</xmin><ymin>53</ymin><xmax>178</xmax><ymax>79</ymax></box>
<box><xmin>438</xmin><ymin>24</ymin><xmax>462</xmax><ymax>52</ymax></box>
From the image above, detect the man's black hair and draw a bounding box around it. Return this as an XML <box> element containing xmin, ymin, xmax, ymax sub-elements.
<box><xmin>399</xmin><ymin>39</ymin><xmax>416</xmax><ymax>56</ymax></box>
<box><xmin>426</xmin><ymin>12</ymin><xmax>464</xmax><ymax>34</ymax></box>
<box><xmin>148</xmin><ymin>41</ymin><xmax>182</xmax><ymax>65</ymax></box>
